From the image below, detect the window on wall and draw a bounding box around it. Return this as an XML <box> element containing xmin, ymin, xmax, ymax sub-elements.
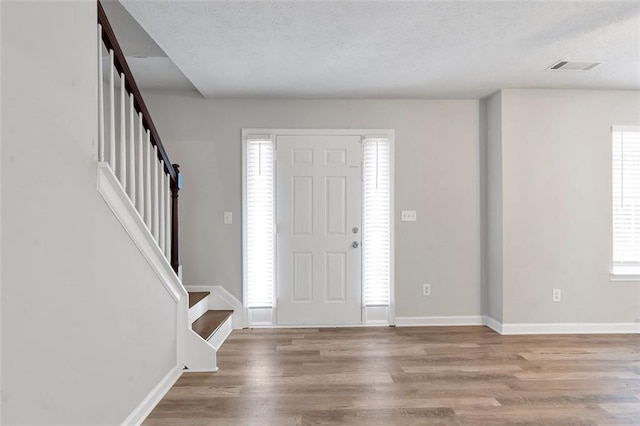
<box><xmin>246</xmin><ymin>135</ymin><xmax>275</xmax><ymax>307</ymax></box>
<box><xmin>612</xmin><ymin>127</ymin><xmax>640</xmax><ymax>275</ymax></box>
<box><xmin>363</xmin><ymin>137</ymin><xmax>391</xmax><ymax>306</ymax></box>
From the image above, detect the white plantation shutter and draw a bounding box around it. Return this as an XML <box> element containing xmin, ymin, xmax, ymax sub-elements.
<box><xmin>363</xmin><ymin>137</ymin><xmax>391</xmax><ymax>306</ymax></box>
<box><xmin>246</xmin><ymin>136</ymin><xmax>275</xmax><ymax>308</ymax></box>
<box><xmin>612</xmin><ymin>127</ymin><xmax>640</xmax><ymax>267</ymax></box>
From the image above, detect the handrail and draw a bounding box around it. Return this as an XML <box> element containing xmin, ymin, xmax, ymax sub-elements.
<box><xmin>97</xmin><ymin>1</ymin><xmax>177</xmax><ymax>183</ymax></box>
<box><xmin>98</xmin><ymin>0</ymin><xmax>181</xmax><ymax>275</ymax></box>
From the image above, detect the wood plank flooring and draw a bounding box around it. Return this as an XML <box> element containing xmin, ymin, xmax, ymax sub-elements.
<box><xmin>145</xmin><ymin>326</ymin><xmax>640</xmax><ymax>425</ymax></box>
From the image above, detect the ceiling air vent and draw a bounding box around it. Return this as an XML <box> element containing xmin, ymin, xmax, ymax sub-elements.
<box><xmin>546</xmin><ymin>60</ymin><xmax>601</xmax><ymax>71</ymax></box>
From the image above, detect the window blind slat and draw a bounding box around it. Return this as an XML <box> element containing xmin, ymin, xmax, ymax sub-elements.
<box><xmin>247</xmin><ymin>137</ymin><xmax>275</xmax><ymax>308</ymax></box>
<box><xmin>612</xmin><ymin>130</ymin><xmax>640</xmax><ymax>266</ymax></box>
<box><xmin>363</xmin><ymin>138</ymin><xmax>391</xmax><ymax>306</ymax></box>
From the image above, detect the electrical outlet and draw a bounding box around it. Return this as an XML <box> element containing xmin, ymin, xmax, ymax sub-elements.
<box><xmin>401</xmin><ymin>210</ymin><xmax>417</xmax><ymax>222</ymax></box>
<box><xmin>552</xmin><ymin>288</ymin><xmax>561</xmax><ymax>302</ymax></box>
<box><xmin>423</xmin><ymin>284</ymin><xmax>431</xmax><ymax>296</ymax></box>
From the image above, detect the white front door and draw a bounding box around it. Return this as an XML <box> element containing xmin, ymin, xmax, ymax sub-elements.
<box><xmin>276</xmin><ymin>135</ymin><xmax>362</xmax><ymax>325</ymax></box>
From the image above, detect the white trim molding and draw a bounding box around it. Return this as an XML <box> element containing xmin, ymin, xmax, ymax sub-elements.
<box><xmin>396</xmin><ymin>315</ymin><xmax>640</xmax><ymax>335</ymax></box>
<box><xmin>97</xmin><ymin>163</ymin><xmax>187</xmax><ymax>303</ymax></box>
<box><xmin>396</xmin><ymin>315</ymin><xmax>485</xmax><ymax>327</ymax></box>
<box><xmin>364</xmin><ymin>306</ymin><xmax>390</xmax><ymax>326</ymax></box>
<box><xmin>482</xmin><ymin>316</ymin><xmax>503</xmax><ymax>334</ymax></box>
<box><xmin>98</xmin><ymin>161</ymin><xmax>189</xmax><ymax>373</ymax></box>
<box><xmin>610</xmin><ymin>265</ymin><xmax>640</xmax><ymax>282</ymax></box>
<box><xmin>184</xmin><ymin>329</ymin><xmax>218</xmax><ymax>373</ymax></box>
<box><xmin>610</xmin><ymin>273</ymin><xmax>640</xmax><ymax>282</ymax></box>
<box><xmin>498</xmin><ymin>322</ymin><xmax>640</xmax><ymax>335</ymax></box>
<box><xmin>121</xmin><ymin>365</ymin><xmax>183</xmax><ymax>426</ymax></box>
<box><xmin>242</xmin><ymin>129</ymin><xmax>396</xmax><ymax>327</ymax></box>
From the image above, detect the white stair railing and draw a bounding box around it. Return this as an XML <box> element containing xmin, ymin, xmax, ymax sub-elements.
<box><xmin>97</xmin><ymin>3</ymin><xmax>181</xmax><ymax>275</ymax></box>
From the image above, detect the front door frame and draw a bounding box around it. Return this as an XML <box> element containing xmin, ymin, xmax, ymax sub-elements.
<box><xmin>242</xmin><ymin>129</ymin><xmax>395</xmax><ymax>328</ymax></box>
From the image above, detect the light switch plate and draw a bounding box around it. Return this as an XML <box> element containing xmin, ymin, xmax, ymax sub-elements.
<box><xmin>224</xmin><ymin>211</ymin><xmax>233</xmax><ymax>224</ymax></box>
<box><xmin>401</xmin><ymin>210</ymin><xmax>417</xmax><ymax>222</ymax></box>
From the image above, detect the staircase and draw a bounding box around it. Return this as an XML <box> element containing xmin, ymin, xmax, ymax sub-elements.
<box><xmin>187</xmin><ymin>292</ymin><xmax>233</xmax><ymax>354</ymax></box>
<box><xmin>97</xmin><ymin>3</ymin><xmax>235</xmax><ymax>374</ymax></box>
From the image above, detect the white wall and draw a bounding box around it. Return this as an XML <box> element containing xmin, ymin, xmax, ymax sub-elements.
<box><xmin>501</xmin><ymin>89</ymin><xmax>640</xmax><ymax>324</ymax></box>
<box><xmin>0</xmin><ymin>1</ymin><xmax>3</xmax><ymax>420</ymax></box>
<box><xmin>485</xmin><ymin>92</ymin><xmax>504</xmax><ymax>323</ymax></box>
<box><xmin>144</xmin><ymin>93</ymin><xmax>483</xmax><ymax>318</ymax></box>
<box><xmin>1</xmin><ymin>2</ymin><xmax>178</xmax><ymax>423</ymax></box>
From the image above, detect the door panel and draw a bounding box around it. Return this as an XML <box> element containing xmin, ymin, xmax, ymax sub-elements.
<box><xmin>276</xmin><ymin>135</ymin><xmax>362</xmax><ymax>325</ymax></box>
<box><xmin>326</xmin><ymin>177</ymin><xmax>346</xmax><ymax>235</ymax></box>
<box><xmin>292</xmin><ymin>177</ymin><xmax>313</xmax><ymax>235</ymax></box>
<box><xmin>292</xmin><ymin>252</ymin><xmax>313</xmax><ymax>301</ymax></box>
<box><xmin>325</xmin><ymin>252</ymin><xmax>346</xmax><ymax>302</ymax></box>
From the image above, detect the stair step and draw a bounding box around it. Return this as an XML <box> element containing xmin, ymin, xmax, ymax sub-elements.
<box><xmin>192</xmin><ymin>310</ymin><xmax>233</xmax><ymax>341</ymax></box>
<box><xmin>188</xmin><ymin>291</ymin><xmax>210</xmax><ymax>308</ymax></box>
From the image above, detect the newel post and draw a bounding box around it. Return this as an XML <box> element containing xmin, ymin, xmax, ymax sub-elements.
<box><xmin>171</xmin><ymin>164</ymin><xmax>182</xmax><ymax>277</ymax></box>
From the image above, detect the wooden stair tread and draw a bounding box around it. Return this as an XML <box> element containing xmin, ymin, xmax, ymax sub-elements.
<box><xmin>192</xmin><ymin>310</ymin><xmax>233</xmax><ymax>341</ymax></box>
<box><xmin>188</xmin><ymin>292</ymin><xmax>210</xmax><ymax>308</ymax></box>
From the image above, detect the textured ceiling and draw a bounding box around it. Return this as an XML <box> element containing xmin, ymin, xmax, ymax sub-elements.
<box><xmin>101</xmin><ymin>0</ymin><xmax>195</xmax><ymax>90</ymax></box>
<box><xmin>120</xmin><ymin>0</ymin><xmax>640</xmax><ymax>99</ymax></box>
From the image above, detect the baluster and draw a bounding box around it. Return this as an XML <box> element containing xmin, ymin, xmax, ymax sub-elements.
<box><xmin>153</xmin><ymin>146</ymin><xmax>160</xmax><ymax>241</ymax></box>
<box><xmin>159</xmin><ymin>161</ymin><xmax>166</xmax><ymax>253</ymax></box>
<box><xmin>119</xmin><ymin>72</ymin><xmax>126</xmax><ymax>187</ymax></box>
<box><xmin>129</xmin><ymin>95</ymin><xmax>136</xmax><ymax>202</ymax></box>
<box><xmin>137</xmin><ymin>113</ymin><xmax>144</xmax><ymax>216</ymax></box>
<box><xmin>171</xmin><ymin>165</ymin><xmax>181</xmax><ymax>275</ymax></box>
<box><xmin>108</xmin><ymin>50</ymin><xmax>115</xmax><ymax>170</ymax></box>
<box><xmin>98</xmin><ymin>24</ymin><xmax>104</xmax><ymax>161</ymax></box>
<box><xmin>145</xmin><ymin>131</ymin><xmax>152</xmax><ymax>229</ymax></box>
<box><xmin>165</xmin><ymin>173</ymin><xmax>172</xmax><ymax>259</ymax></box>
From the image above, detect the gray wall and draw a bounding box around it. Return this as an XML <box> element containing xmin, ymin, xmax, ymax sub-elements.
<box><xmin>144</xmin><ymin>93</ymin><xmax>483</xmax><ymax>318</ymax></box>
<box><xmin>485</xmin><ymin>92</ymin><xmax>504</xmax><ymax>322</ymax></box>
<box><xmin>500</xmin><ymin>89</ymin><xmax>640</xmax><ymax>324</ymax></box>
<box><xmin>2</xmin><ymin>2</ymin><xmax>178</xmax><ymax>423</ymax></box>
<box><xmin>145</xmin><ymin>88</ymin><xmax>640</xmax><ymax>326</ymax></box>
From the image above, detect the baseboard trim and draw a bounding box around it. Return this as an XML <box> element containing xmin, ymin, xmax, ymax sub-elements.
<box><xmin>499</xmin><ymin>322</ymin><xmax>640</xmax><ymax>335</ymax></box>
<box><xmin>395</xmin><ymin>315</ymin><xmax>639</xmax><ymax>335</ymax></box>
<box><xmin>249</xmin><ymin>323</ymin><xmax>390</xmax><ymax>329</ymax></box>
<box><xmin>121</xmin><ymin>364</ymin><xmax>182</xmax><ymax>426</ymax></box>
<box><xmin>395</xmin><ymin>315</ymin><xmax>484</xmax><ymax>327</ymax></box>
<box><xmin>483</xmin><ymin>316</ymin><xmax>503</xmax><ymax>334</ymax></box>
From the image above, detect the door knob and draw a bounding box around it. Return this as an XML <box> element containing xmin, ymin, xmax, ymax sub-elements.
<box><xmin>352</xmin><ymin>227</ymin><xmax>359</xmax><ymax>234</ymax></box>
<box><xmin>352</xmin><ymin>241</ymin><xmax>360</xmax><ymax>248</ymax></box>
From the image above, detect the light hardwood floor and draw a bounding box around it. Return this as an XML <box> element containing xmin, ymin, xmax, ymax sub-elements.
<box><xmin>145</xmin><ymin>326</ymin><xmax>640</xmax><ymax>425</ymax></box>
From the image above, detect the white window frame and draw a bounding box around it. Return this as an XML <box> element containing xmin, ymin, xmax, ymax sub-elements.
<box><xmin>242</xmin><ymin>129</ymin><xmax>395</xmax><ymax>327</ymax></box>
<box><xmin>610</xmin><ymin>125</ymin><xmax>640</xmax><ymax>282</ymax></box>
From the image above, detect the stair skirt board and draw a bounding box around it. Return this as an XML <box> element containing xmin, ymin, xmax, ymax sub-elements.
<box><xmin>97</xmin><ymin>163</ymin><xmax>185</xmax><ymax>303</ymax></box>
<box><xmin>184</xmin><ymin>329</ymin><xmax>218</xmax><ymax>373</ymax></box>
